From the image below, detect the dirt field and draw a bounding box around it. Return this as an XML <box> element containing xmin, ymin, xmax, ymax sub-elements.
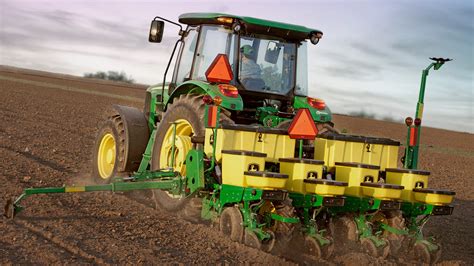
<box><xmin>1</xmin><ymin>66</ymin><xmax>473</xmax><ymax>265</ymax></box>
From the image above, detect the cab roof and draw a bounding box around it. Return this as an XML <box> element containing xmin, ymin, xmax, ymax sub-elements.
<box><xmin>178</xmin><ymin>12</ymin><xmax>322</xmax><ymax>42</ymax></box>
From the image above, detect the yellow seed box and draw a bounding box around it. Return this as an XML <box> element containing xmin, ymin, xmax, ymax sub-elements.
<box><xmin>360</xmin><ymin>182</ymin><xmax>404</xmax><ymax>200</ymax></box>
<box><xmin>335</xmin><ymin>162</ymin><xmax>380</xmax><ymax>197</ymax></box>
<box><xmin>385</xmin><ymin>168</ymin><xmax>430</xmax><ymax>202</ymax></box>
<box><xmin>314</xmin><ymin>133</ymin><xmax>399</xmax><ymax>171</ymax></box>
<box><xmin>304</xmin><ymin>179</ymin><xmax>347</xmax><ymax>197</ymax></box>
<box><xmin>244</xmin><ymin>171</ymin><xmax>288</xmax><ymax>190</ymax></box>
<box><xmin>413</xmin><ymin>188</ymin><xmax>455</xmax><ymax>205</ymax></box>
<box><xmin>221</xmin><ymin>150</ymin><xmax>266</xmax><ymax>187</ymax></box>
<box><xmin>279</xmin><ymin>158</ymin><xmax>324</xmax><ymax>194</ymax></box>
<box><xmin>204</xmin><ymin>125</ymin><xmax>295</xmax><ymax>163</ymax></box>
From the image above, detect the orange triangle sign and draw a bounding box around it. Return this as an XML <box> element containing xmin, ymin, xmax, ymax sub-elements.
<box><xmin>288</xmin><ymin>109</ymin><xmax>318</xmax><ymax>139</ymax></box>
<box><xmin>205</xmin><ymin>54</ymin><xmax>233</xmax><ymax>83</ymax></box>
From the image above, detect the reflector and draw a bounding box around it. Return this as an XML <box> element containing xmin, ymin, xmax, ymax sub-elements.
<box><xmin>205</xmin><ymin>54</ymin><xmax>233</xmax><ymax>83</ymax></box>
<box><xmin>288</xmin><ymin>109</ymin><xmax>318</xmax><ymax>140</ymax></box>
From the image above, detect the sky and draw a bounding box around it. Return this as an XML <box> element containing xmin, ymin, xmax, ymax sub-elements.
<box><xmin>1</xmin><ymin>0</ymin><xmax>473</xmax><ymax>133</ymax></box>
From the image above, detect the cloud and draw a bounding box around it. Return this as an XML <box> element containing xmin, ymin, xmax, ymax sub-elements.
<box><xmin>349</xmin><ymin>41</ymin><xmax>390</xmax><ymax>60</ymax></box>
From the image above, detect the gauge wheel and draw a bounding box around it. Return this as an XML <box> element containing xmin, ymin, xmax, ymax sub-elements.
<box><xmin>333</xmin><ymin>216</ymin><xmax>358</xmax><ymax>242</ymax></box>
<box><xmin>219</xmin><ymin>206</ymin><xmax>244</xmax><ymax>243</ymax></box>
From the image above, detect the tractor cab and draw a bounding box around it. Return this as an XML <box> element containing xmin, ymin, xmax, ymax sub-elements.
<box><xmin>148</xmin><ymin>13</ymin><xmax>332</xmax><ymax>128</ymax></box>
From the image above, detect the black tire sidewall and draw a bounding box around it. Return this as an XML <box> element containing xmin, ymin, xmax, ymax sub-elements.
<box><xmin>151</xmin><ymin>96</ymin><xmax>205</xmax><ymax>211</ymax></box>
<box><xmin>92</xmin><ymin>119</ymin><xmax>121</xmax><ymax>184</ymax></box>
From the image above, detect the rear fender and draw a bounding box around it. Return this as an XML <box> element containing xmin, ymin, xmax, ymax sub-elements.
<box><xmin>166</xmin><ymin>80</ymin><xmax>243</xmax><ymax>111</ymax></box>
<box><xmin>293</xmin><ymin>96</ymin><xmax>332</xmax><ymax>123</ymax></box>
<box><xmin>112</xmin><ymin>105</ymin><xmax>150</xmax><ymax>172</ymax></box>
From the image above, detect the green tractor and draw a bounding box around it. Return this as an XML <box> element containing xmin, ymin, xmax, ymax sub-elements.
<box><xmin>92</xmin><ymin>13</ymin><xmax>334</xmax><ymax>196</ymax></box>
<box><xmin>6</xmin><ymin>13</ymin><xmax>455</xmax><ymax>263</ymax></box>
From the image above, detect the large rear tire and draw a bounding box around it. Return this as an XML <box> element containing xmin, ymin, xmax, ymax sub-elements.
<box><xmin>151</xmin><ymin>94</ymin><xmax>232</xmax><ymax>211</ymax></box>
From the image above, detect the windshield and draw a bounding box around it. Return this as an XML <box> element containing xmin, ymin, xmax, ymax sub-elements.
<box><xmin>192</xmin><ymin>25</ymin><xmax>235</xmax><ymax>81</ymax></box>
<box><xmin>238</xmin><ymin>36</ymin><xmax>296</xmax><ymax>95</ymax></box>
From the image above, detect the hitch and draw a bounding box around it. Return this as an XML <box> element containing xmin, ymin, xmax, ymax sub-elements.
<box><xmin>4</xmin><ymin>171</ymin><xmax>180</xmax><ymax>219</ymax></box>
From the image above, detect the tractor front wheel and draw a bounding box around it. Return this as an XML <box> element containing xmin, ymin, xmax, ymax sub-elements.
<box><xmin>92</xmin><ymin>115</ymin><xmax>126</xmax><ymax>183</ymax></box>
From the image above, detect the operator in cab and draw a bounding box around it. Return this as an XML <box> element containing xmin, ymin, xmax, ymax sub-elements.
<box><xmin>239</xmin><ymin>44</ymin><xmax>265</xmax><ymax>90</ymax></box>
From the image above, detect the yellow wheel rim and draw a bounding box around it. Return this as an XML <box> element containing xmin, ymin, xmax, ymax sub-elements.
<box><xmin>97</xmin><ymin>133</ymin><xmax>116</xmax><ymax>179</ymax></box>
<box><xmin>159</xmin><ymin>119</ymin><xmax>194</xmax><ymax>176</ymax></box>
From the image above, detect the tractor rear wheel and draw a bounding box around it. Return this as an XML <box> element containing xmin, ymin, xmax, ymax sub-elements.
<box><xmin>92</xmin><ymin>115</ymin><xmax>126</xmax><ymax>183</ymax></box>
<box><xmin>151</xmin><ymin>94</ymin><xmax>232</xmax><ymax>211</ymax></box>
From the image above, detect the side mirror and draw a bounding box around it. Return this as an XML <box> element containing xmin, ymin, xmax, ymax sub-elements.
<box><xmin>264</xmin><ymin>41</ymin><xmax>281</xmax><ymax>64</ymax></box>
<box><xmin>149</xmin><ymin>20</ymin><xmax>164</xmax><ymax>43</ymax></box>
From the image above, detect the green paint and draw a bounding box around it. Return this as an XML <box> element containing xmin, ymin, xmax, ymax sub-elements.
<box><xmin>404</xmin><ymin>58</ymin><xmax>451</xmax><ymax>169</ymax></box>
<box><xmin>10</xmin><ymin>174</ymin><xmax>180</xmax><ymax>217</ymax></box>
<box><xmin>289</xmin><ymin>193</ymin><xmax>324</xmax><ymax>208</ymax></box>
<box><xmin>186</xmin><ymin>149</ymin><xmax>205</xmax><ymax>194</ymax></box>
<box><xmin>137</xmin><ymin>129</ymin><xmax>157</xmax><ymax>173</ymax></box>
<box><xmin>170</xmin><ymin>122</ymin><xmax>178</xmax><ymax>168</ymax></box>
<box><xmin>255</xmin><ymin>106</ymin><xmax>290</xmax><ymax>127</ymax></box>
<box><xmin>380</xmin><ymin>223</ymin><xmax>408</xmax><ymax>235</ymax></box>
<box><xmin>166</xmin><ymin>81</ymin><xmax>243</xmax><ymax>111</ymax></box>
<box><xmin>293</xmin><ymin>96</ymin><xmax>332</xmax><ymax>123</ymax></box>
<box><xmin>178</xmin><ymin>13</ymin><xmax>322</xmax><ymax>36</ymax></box>
<box><xmin>270</xmin><ymin>213</ymin><xmax>299</xmax><ymax>223</ymax></box>
<box><xmin>354</xmin><ymin>215</ymin><xmax>387</xmax><ymax>248</ymax></box>
<box><xmin>329</xmin><ymin>196</ymin><xmax>382</xmax><ymax>214</ymax></box>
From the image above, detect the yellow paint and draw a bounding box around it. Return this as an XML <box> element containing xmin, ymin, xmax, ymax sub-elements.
<box><xmin>304</xmin><ymin>183</ymin><xmax>346</xmax><ymax>197</ymax></box>
<box><xmin>314</xmin><ymin>138</ymin><xmax>399</xmax><ymax>171</ymax></box>
<box><xmin>386</xmin><ymin>170</ymin><xmax>429</xmax><ymax>202</ymax></box>
<box><xmin>417</xmin><ymin>103</ymin><xmax>424</xmax><ymax>119</ymax></box>
<box><xmin>280</xmin><ymin>160</ymin><xmax>323</xmax><ymax>194</ymax></box>
<box><xmin>97</xmin><ymin>133</ymin><xmax>116</xmax><ymax>179</ymax></box>
<box><xmin>204</xmin><ymin>128</ymin><xmax>295</xmax><ymax>163</ymax></box>
<box><xmin>160</xmin><ymin>119</ymin><xmax>193</xmax><ymax>176</ymax></box>
<box><xmin>244</xmin><ymin>174</ymin><xmax>287</xmax><ymax>190</ymax></box>
<box><xmin>361</xmin><ymin>186</ymin><xmax>402</xmax><ymax>200</ymax></box>
<box><xmin>221</xmin><ymin>153</ymin><xmax>265</xmax><ymax>187</ymax></box>
<box><xmin>335</xmin><ymin>164</ymin><xmax>380</xmax><ymax>197</ymax></box>
<box><xmin>413</xmin><ymin>191</ymin><xmax>453</xmax><ymax>205</ymax></box>
<box><xmin>65</xmin><ymin>187</ymin><xmax>86</xmax><ymax>193</ymax></box>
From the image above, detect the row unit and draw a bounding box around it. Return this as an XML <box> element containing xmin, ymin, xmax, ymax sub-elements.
<box><xmin>220</xmin><ymin>149</ymin><xmax>454</xmax><ymax>205</ymax></box>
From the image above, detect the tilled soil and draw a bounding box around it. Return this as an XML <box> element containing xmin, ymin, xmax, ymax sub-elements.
<box><xmin>1</xmin><ymin>66</ymin><xmax>473</xmax><ymax>265</ymax></box>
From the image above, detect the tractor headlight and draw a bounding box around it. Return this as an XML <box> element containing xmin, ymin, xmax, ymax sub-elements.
<box><xmin>310</xmin><ymin>32</ymin><xmax>323</xmax><ymax>45</ymax></box>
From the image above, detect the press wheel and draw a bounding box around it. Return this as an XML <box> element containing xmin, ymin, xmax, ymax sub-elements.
<box><xmin>261</xmin><ymin>231</ymin><xmax>276</xmax><ymax>253</ymax></box>
<box><xmin>244</xmin><ymin>230</ymin><xmax>262</xmax><ymax>249</ymax></box>
<box><xmin>304</xmin><ymin>236</ymin><xmax>322</xmax><ymax>259</ymax></box>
